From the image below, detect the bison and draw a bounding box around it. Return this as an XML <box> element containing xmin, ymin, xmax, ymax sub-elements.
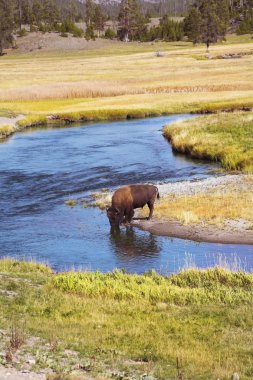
<box><xmin>106</xmin><ymin>184</ymin><xmax>159</xmax><ymax>230</ymax></box>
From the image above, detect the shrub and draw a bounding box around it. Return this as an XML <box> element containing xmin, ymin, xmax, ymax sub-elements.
<box><xmin>17</xmin><ymin>28</ymin><xmax>27</xmax><ymax>37</ymax></box>
<box><xmin>59</xmin><ymin>20</ymin><xmax>83</xmax><ymax>38</ymax></box>
<box><xmin>85</xmin><ymin>25</ymin><xmax>96</xmax><ymax>41</ymax></box>
<box><xmin>104</xmin><ymin>27</ymin><xmax>116</xmax><ymax>39</ymax></box>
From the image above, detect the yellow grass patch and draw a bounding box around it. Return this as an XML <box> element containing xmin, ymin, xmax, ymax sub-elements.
<box><xmin>151</xmin><ymin>178</ymin><xmax>253</xmax><ymax>227</ymax></box>
<box><xmin>0</xmin><ymin>36</ymin><xmax>252</xmax><ymax>106</ymax></box>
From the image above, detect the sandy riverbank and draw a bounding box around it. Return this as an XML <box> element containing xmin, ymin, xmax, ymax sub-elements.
<box><xmin>131</xmin><ymin>218</ymin><xmax>253</xmax><ymax>245</ymax></box>
<box><xmin>90</xmin><ymin>175</ymin><xmax>253</xmax><ymax>245</ymax></box>
<box><xmin>0</xmin><ymin>115</ymin><xmax>24</xmax><ymax>127</ymax></box>
<box><xmin>132</xmin><ymin>175</ymin><xmax>253</xmax><ymax>245</ymax></box>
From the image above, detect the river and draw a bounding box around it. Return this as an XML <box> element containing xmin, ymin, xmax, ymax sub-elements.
<box><xmin>0</xmin><ymin>115</ymin><xmax>252</xmax><ymax>273</ymax></box>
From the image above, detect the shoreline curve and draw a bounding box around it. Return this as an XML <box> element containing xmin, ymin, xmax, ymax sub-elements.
<box><xmin>132</xmin><ymin>219</ymin><xmax>253</xmax><ymax>245</ymax></box>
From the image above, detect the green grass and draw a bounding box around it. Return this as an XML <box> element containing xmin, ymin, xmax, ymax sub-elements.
<box><xmin>0</xmin><ymin>124</ymin><xmax>15</xmax><ymax>139</ymax></box>
<box><xmin>163</xmin><ymin>111</ymin><xmax>253</xmax><ymax>173</ymax></box>
<box><xmin>0</xmin><ymin>259</ymin><xmax>253</xmax><ymax>379</ymax></box>
<box><xmin>17</xmin><ymin>114</ymin><xmax>47</xmax><ymax>128</ymax></box>
<box><xmin>52</xmin><ymin>268</ymin><xmax>253</xmax><ymax>305</ymax></box>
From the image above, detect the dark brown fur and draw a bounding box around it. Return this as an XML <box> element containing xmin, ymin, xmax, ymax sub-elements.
<box><xmin>107</xmin><ymin>184</ymin><xmax>159</xmax><ymax>229</ymax></box>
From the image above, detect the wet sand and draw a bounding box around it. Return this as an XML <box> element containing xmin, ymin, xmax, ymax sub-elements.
<box><xmin>132</xmin><ymin>218</ymin><xmax>253</xmax><ymax>245</ymax></box>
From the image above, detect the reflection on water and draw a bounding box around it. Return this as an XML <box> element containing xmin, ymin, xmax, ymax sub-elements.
<box><xmin>110</xmin><ymin>227</ymin><xmax>160</xmax><ymax>259</ymax></box>
<box><xmin>0</xmin><ymin>115</ymin><xmax>252</xmax><ymax>273</ymax></box>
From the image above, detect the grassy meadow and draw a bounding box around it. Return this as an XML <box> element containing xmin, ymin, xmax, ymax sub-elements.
<box><xmin>1</xmin><ymin>35</ymin><xmax>253</xmax><ymax>380</ymax></box>
<box><xmin>0</xmin><ymin>34</ymin><xmax>253</xmax><ymax>137</ymax></box>
<box><xmin>163</xmin><ymin>111</ymin><xmax>253</xmax><ymax>173</ymax></box>
<box><xmin>1</xmin><ymin>259</ymin><xmax>253</xmax><ymax>379</ymax></box>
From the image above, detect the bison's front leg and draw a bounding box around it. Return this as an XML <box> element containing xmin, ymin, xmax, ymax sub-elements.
<box><xmin>125</xmin><ymin>208</ymin><xmax>134</xmax><ymax>223</ymax></box>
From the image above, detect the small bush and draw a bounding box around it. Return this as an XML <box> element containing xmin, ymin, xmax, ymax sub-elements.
<box><xmin>18</xmin><ymin>28</ymin><xmax>27</xmax><ymax>37</ymax></box>
<box><xmin>104</xmin><ymin>27</ymin><xmax>116</xmax><ymax>40</ymax></box>
<box><xmin>9</xmin><ymin>320</ymin><xmax>26</xmax><ymax>352</ymax></box>
<box><xmin>38</xmin><ymin>23</ymin><xmax>49</xmax><ymax>33</ymax></box>
<box><xmin>85</xmin><ymin>25</ymin><xmax>96</xmax><ymax>41</ymax></box>
<box><xmin>59</xmin><ymin>20</ymin><xmax>83</xmax><ymax>38</ymax></box>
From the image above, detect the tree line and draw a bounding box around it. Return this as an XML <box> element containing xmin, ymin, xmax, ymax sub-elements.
<box><xmin>0</xmin><ymin>0</ymin><xmax>252</xmax><ymax>55</ymax></box>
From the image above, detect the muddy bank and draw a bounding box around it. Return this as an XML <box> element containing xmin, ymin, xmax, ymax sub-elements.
<box><xmin>90</xmin><ymin>174</ymin><xmax>253</xmax><ymax>245</ymax></box>
<box><xmin>132</xmin><ymin>219</ymin><xmax>253</xmax><ymax>245</ymax></box>
<box><xmin>130</xmin><ymin>175</ymin><xmax>253</xmax><ymax>245</ymax></box>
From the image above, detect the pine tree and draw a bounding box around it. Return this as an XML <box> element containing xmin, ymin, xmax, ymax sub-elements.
<box><xmin>118</xmin><ymin>0</ymin><xmax>147</xmax><ymax>41</ymax></box>
<box><xmin>93</xmin><ymin>4</ymin><xmax>106</xmax><ymax>37</ymax></box>
<box><xmin>184</xmin><ymin>0</ymin><xmax>229</xmax><ymax>49</ymax></box>
<box><xmin>184</xmin><ymin>6</ymin><xmax>202</xmax><ymax>45</ymax></box>
<box><xmin>0</xmin><ymin>0</ymin><xmax>16</xmax><ymax>55</ymax></box>
<box><xmin>17</xmin><ymin>0</ymin><xmax>22</xmax><ymax>31</ymax></box>
<box><xmin>199</xmin><ymin>0</ymin><xmax>229</xmax><ymax>50</ymax></box>
<box><xmin>31</xmin><ymin>0</ymin><xmax>43</xmax><ymax>26</ymax></box>
<box><xmin>43</xmin><ymin>0</ymin><xmax>60</xmax><ymax>27</ymax></box>
<box><xmin>85</xmin><ymin>0</ymin><xmax>94</xmax><ymax>27</ymax></box>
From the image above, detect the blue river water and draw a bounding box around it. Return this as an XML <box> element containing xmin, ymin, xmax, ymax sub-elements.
<box><xmin>0</xmin><ymin>115</ymin><xmax>252</xmax><ymax>273</ymax></box>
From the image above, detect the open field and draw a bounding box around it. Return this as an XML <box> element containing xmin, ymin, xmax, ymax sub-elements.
<box><xmin>0</xmin><ymin>34</ymin><xmax>253</xmax><ymax>138</ymax></box>
<box><xmin>0</xmin><ymin>259</ymin><xmax>253</xmax><ymax>379</ymax></box>
<box><xmin>163</xmin><ymin>111</ymin><xmax>253</xmax><ymax>173</ymax></box>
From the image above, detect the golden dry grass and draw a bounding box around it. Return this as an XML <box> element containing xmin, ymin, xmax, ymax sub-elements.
<box><xmin>0</xmin><ymin>35</ymin><xmax>252</xmax><ymax>111</ymax></box>
<box><xmin>151</xmin><ymin>177</ymin><xmax>253</xmax><ymax>227</ymax></box>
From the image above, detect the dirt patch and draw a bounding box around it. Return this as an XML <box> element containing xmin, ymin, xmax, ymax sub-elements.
<box><xmin>8</xmin><ymin>32</ymin><xmax>119</xmax><ymax>54</ymax></box>
<box><xmin>0</xmin><ymin>115</ymin><xmax>24</xmax><ymax>127</ymax></box>
<box><xmin>0</xmin><ymin>367</ymin><xmax>46</xmax><ymax>380</ymax></box>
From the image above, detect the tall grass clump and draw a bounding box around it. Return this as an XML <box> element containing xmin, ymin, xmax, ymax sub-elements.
<box><xmin>52</xmin><ymin>268</ymin><xmax>253</xmax><ymax>305</ymax></box>
<box><xmin>0</xmin><ymin>258</ymin><xmax>52</xmax><ymax>275</ymax></box>
<box><xmin>163</xmin><ymin>111</ymin><xmax>253</xmax><ymax>173</ymax></box>
<box><xmin>17</xmin><ymin>115</ymin><xmax>47</xmax><ymax>129</ymax></box>
<box><xmin>0</xmin><ymin>124</ymin><xmax>15</xmax><ymax>138</ymax></box>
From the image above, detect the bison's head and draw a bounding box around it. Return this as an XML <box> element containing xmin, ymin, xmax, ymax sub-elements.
<box><xmin>106</xmin><ymin>206</ymin><xmax>121</xmax><ymax>229</ymax></box>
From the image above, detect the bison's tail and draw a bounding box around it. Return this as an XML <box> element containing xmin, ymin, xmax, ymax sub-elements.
<box><xmin>156</xmin><ymin>187</ymin><xmax>160</xmax><ymax>200</ymax></box>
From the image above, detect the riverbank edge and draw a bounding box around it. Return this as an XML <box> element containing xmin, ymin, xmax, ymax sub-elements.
<box><xmin>132</xmin><ymin>174</ymin><xmax>253</xmax><ymax>245</ymax></box>
<box><xmin>0</xmin><ymin>104</ymin><xmax>252</xmax><ymax>141</ymax></box>
<box><xmin>132</xmin><ymin>218</ymin><xmax>253</xmax><ymax>245</ymax></box>
<box><xmin>88</xmin><ymin>175</ymin><xmax>253</xmax><ymax>246</ymax></box>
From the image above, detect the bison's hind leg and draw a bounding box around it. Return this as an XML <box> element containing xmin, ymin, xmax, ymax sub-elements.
<box><xmin>147</xmin><ymin>200</ymin><xmax>155</xmax><ymax>220</ymax></box>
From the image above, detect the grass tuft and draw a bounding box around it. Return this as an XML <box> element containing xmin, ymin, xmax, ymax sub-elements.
<box><xmin>0</xmin><ymin>124</ymin><xmax>15</xmax><ymax>138</ymax></box>
<box><xmin>0</xmin><ymin>258</ymin><xmax>52</xmax><ymax>275</ymax></box>
<box><xmin>17</xmin><ymin>115</ymin><xmax>47</xmax><ymax>128</ymax></box>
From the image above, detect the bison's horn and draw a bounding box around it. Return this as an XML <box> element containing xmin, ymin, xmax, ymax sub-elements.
<box><xmin>115</xmin><ymin>207</ymin><xmax>120</xmax><ymax>214</ymax></box>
